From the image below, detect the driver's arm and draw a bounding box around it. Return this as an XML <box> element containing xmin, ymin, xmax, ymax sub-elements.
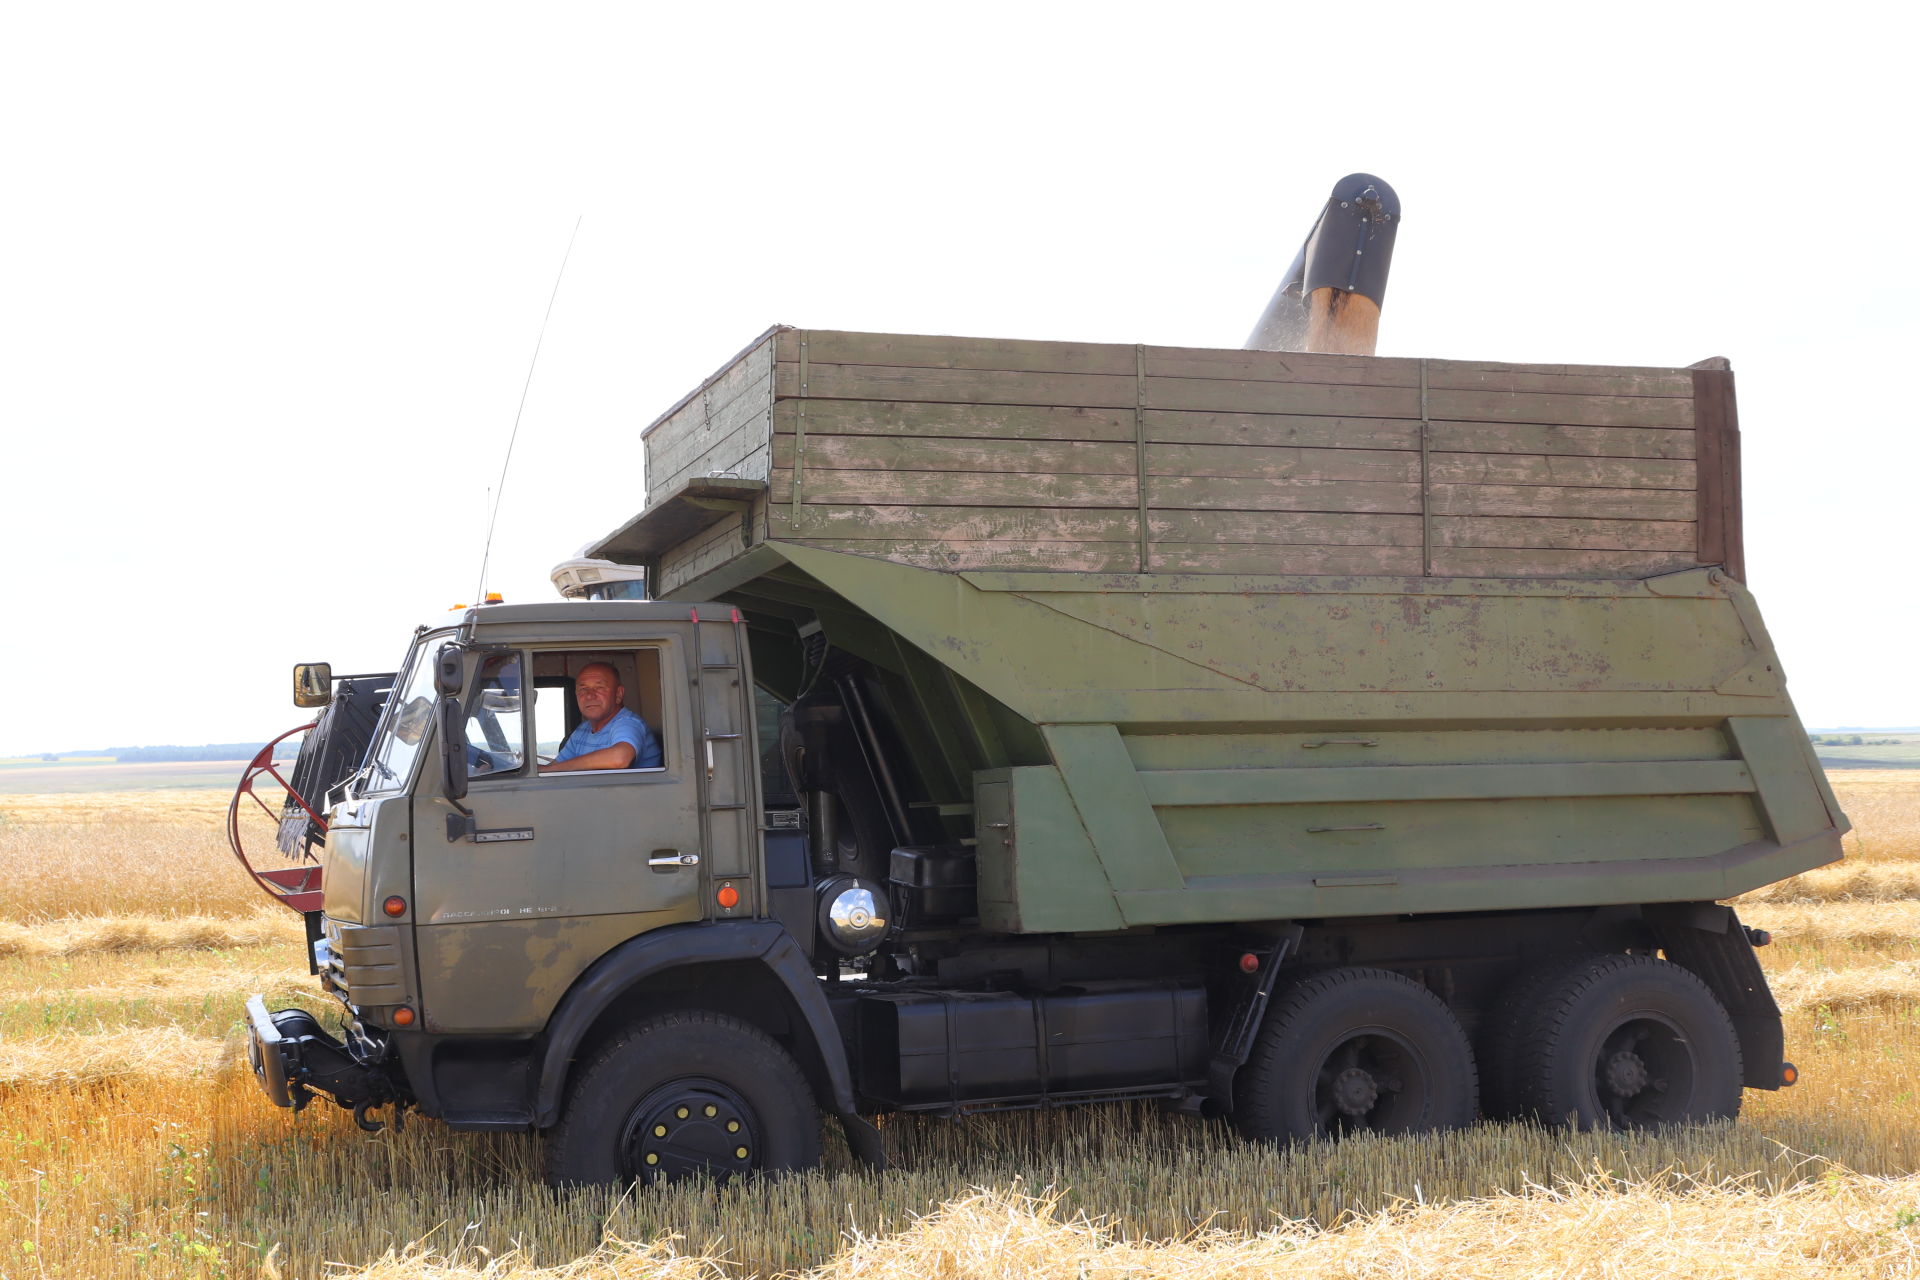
<box><xmin>541</xmin><ymin>742</ymin><xmax>636</xmax><ymax>773</ymax></box>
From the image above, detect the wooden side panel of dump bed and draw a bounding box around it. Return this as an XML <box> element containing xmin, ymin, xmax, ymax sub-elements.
<box><xmin>620</xmin><ymin>328</ymin><xmax>1743</xmax><ymax>598</ymax></box>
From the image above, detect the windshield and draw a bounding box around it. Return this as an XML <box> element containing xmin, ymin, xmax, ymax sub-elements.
<box><xmin>362</xmin><ymin>638</ymin><xmax>443</xmax><ymax>794</ymax></box>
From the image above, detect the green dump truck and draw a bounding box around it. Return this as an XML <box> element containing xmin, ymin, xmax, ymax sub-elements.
<box><xmin>242</xmin><ymin>325</ymin><xmax>1843</xmax><ymax>1186</ymax></box>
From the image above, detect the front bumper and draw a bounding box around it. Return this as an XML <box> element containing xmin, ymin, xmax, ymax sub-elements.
<box><xmin>245</xmin><ymin>995</ymin><xmax>302</xmax><ymax>1107</ymax></box>
<box><xmin>244</xmin><ymin>994</ymin><xmax>408</xmax><ymax>1117</ymax></box>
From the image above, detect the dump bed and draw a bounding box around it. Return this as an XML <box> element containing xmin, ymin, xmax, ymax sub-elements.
<box><xmin>599</xmin><ymin>327</ymin><xmax>1741</xmax><ymax>599</ymax></box>
<box><xmin>589</xmin><ymin>328</ymin><xmax>1841</xmax><ymax>934</ymax></box>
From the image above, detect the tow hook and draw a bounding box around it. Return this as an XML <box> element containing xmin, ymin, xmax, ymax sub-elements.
<box><xmin>353</xmin><ymin>1099</ymin><xmax>408</xmax><ymax>1133</ymax></box>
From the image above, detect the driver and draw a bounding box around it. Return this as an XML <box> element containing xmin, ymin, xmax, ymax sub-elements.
<box><xmin>542</xmin><ymin>661</ymin><xmax>662</xmax><ymax>772</ymax></box>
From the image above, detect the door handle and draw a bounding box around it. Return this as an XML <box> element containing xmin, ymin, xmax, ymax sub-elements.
<box><xmin>648</xmin><ymin>850</ymin><xmax>700</xmax><ymax>871</ymax></box>
<box><xmin>703</xmin><ymin>732</ymin><xmax>743</xmax><ymax>782</ymax></box>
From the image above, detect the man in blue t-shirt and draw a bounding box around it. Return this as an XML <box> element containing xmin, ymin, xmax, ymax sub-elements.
<box><xmin>542</xmin><ymin>662</ymin><xmax>663</xmax><ymax>773</ymax></box>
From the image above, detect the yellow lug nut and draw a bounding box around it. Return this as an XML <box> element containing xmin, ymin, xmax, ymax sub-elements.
<box><xmin>704</xmin><ymin>1104</ymin><xmax>717</xmax><ymax>1117</ymax></box>
<box><xmin>735</xmin><ymin>1146</ymin><xmax>748</xmax><ymax>1159</ymax></box>
<box><xmin>653</xmin><ymin>1124</ymin><xmax>667</xmax><ymax>1138</ymax></box>
<box><xmin>645</xmin><ymin>1153</ymin><xmax>659</xmax><ymax>1166</ymax></box>
<box><xmin>726</xmin><ymin>1120</ymin><xmax>740</xmax><ymax>1133</ymax></box>
<box><xmin>676</xmin><ymin>1107</ymin><xmax>689</xmax><ymax>1119</ymax></box>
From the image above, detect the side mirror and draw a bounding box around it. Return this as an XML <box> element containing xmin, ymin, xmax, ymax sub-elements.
<box><xmin>439</xmin><ymin>696</ymin><xmax>469</xmax><ymax>801</ymax></box>
<box><xmin>434</xmin><ymin>645</ymin><xmax>465</xmax><ymax>698</ymax></box>
<box><xmin>293</xmin><ymin>662</ymin><xmax>333</xmax><ymax>709</ymax></box>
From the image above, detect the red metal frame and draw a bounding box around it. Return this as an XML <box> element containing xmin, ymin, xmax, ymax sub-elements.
<box><xmin>227</xmin><ymin>723</ymin><xmax>326</xmax><ymax>914</ymax></box>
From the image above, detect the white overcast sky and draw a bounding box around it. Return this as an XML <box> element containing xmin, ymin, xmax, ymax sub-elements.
<box><xmin>1</xmin><ymin>2</ymin><xmax>1913</xmax><ymax>754</ymax></box>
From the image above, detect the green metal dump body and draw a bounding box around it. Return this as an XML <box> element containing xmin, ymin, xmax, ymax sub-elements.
<box><xmin>589</xmin><ymin>328</ymin><xmax>1846</xmax><ymax>935</ymax></box>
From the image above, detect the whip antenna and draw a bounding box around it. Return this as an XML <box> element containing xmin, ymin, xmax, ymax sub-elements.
<box><xmin>475</xmin><ymin>214</ymin><xmax>583</xmax><ymax>603</ymax></box>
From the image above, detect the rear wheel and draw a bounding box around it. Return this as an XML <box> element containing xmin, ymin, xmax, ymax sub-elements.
<box><xmin>1511</xmin><ymin>954</ymin><xmax>1741</xmax><ymax>1129</ymax></box>
<box><xmin>1476</xmin><ymin>955</ymin><xmax>1594</xmax><ymax>1120</ymax></box>
<box><xmin>1234</xmin><ymin>967</ymin><xmax>1477</xmax><ymax>1142</ymax></box>
<box><xmin>546</xmin><ymin>1010</ymin><xmax>821</xmax><ymax>1188</ymax></box>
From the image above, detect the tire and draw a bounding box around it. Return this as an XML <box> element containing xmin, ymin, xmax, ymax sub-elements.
<box><xmin>545</xmin><ymin>1010</ymin><xmax>822</xmax><ymax>1188</ymax></box>
<box><xmin>1476</xmin><ymin>955</ymin><xmax>1596</xmax><ymax>1120</ymax></box>
<box><xmin>1234</xmin><ymin>967</ymin><xmax>1477</xmax><ymax>1142</ymax></box>
<box><xmin>1510</xmin><ymin>954</ymin><xmax>1742</xmax><ymax>1129</ymax></box>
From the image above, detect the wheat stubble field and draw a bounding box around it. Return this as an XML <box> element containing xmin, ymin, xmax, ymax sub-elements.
<box><xmin>3</xmin><ymin>777</ymin><xmax>1919</xmax><ymax>1278</ymax></box>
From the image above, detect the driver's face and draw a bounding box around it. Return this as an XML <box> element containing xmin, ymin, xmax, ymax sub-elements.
<box><xmin>575</xmin><ymin>667</ymin><xmax>623</xmax><ymax>728</ymax></box>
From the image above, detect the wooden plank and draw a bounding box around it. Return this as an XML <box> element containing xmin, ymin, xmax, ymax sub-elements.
<box><xmin>1433</xmin><ymin>515</ymin><xmax>1697</xmax><ymax>552</ymax></box>
<box><xmin>788</xmin><ymin>364</ymin><xmax>1697</xmax><ymax>426</ymax></box>
<box><xmin>795</xmin><ymin>329</ymin><xmax>1135</xmax><ymax>376</ymax></box>
<box><xmin>1428</xmin><ymin>547</ymin><xmax>1702</xmax><ymax>578</ymax></box>
<box><xmin>1152</xmin><ymin>509</ymin><xmax>1422</xmax><ymax>546</ymax></box>
<box><xmin>1426</xmin><ymin>387</ymin><xmax>1695</xmax><ymax>429</ymax></box>
<box><xmin>791</xmin><ymin>538</ymin><xmax>1141</xmax><ymax>573</ymax></box>
<box><xmin>1144</xmin><ymin>376</ymin><xmax>1417</xmax><ymax>419</ymax></box>
<box><xmin>1428</xmin><ymin>484</ymin><xmax>1697</xmax><ymax>521</ymax></box>
<box><xmin>647</xmin><ymin>365</ymin><xmax>774</xmax><ymax>491</ymax></box>
<box><xmin>1145</xmin><ymin>442</ymin><xmax>1418</xmax><ymax>483</ymax></box>
<box><xmin>1430</xmin><ymin>421</ymin><xmax>1694</xmax><ymax>459</ymax></box>
<box><xmin>1151</xmin><ymin>544</ymin><xmax>1425</xmax><ymax>575</ymax></box>
<box><xmin>1146</xmin><ymin>344</ymin><xmax>1696</xmax><ymax>397</ymax></box>
<box><xmin>771</xmin><ymin>398</ymin><xmax>1135</xmax><ymax>442</ymax></box>
<box><xmin>786</xmin><ymin>334</ymin><xmax>1695</xmax><ymax>397</ymax></box>
<box><xmin>789</xmin><ymin>468</ymin><xmax>1137</xmax><ymax>508</ymax></box>
<box><xmin>775</xmin><ymin>361</ymin><xmax>1137</xmax><ymax>408</ymax></box>
<box><xmin>1427</xmin><ymin>453</ymin><xmax>1696</xmax><ymax>490</ymax></box>
<box><xmin>766</xmin><ymin>503</ymin><xmax>1139</xmax><ymax>542</ymax></box>
<box><xmin>1145</xmin><ymin>409</ymin><xmax>1419</xmax><ymax>451</ymax></box>
<box><xmin>1690</xmin><ymin>365</ymin><xmax>1744</xmax><ymax>578</ymax></box>
<box><xmin>657</xmin><ymin>506</ymin><xmax>751</xmax><ymax>597</ymax></box>
<box><xmin>1423</xmin><ymin>359</ymin><xmax>1695</xmax><ymax>398</ymax></box>
<box><xmin>771</xmin><ymin>434</ymin><xmax>1136</xmax><ymax>475</ymax></box>
<box><xmin>1144</xmin><ymin>344</ymin><xmax>1418</xmax><ymax>388</ymax></box>
<box><xmin>1148</xmin><ymin>475</ymin><xmax>1422</xmax><ymax>514</ymax></box>
<box><xmin>642</xmin><ymin>332</ymin><xmax>776</xmax><ymax>440</ymax></box>
<box><xmin>654</xmin><ymin>419</ymin><xmax>774</xmax><ymax>500</ymax></box>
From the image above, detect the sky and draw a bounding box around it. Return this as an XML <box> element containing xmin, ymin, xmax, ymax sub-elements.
<box><xmin>2</xmin><ymin>2</ymin><xmax>1914</xmax><ymax>755</ymax></box>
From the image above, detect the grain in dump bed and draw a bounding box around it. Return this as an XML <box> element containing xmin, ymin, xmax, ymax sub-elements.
<box><xmin>607</xmin><ymin>327</ymin><xmax>1743</xmax><ymax>599</ymax></box>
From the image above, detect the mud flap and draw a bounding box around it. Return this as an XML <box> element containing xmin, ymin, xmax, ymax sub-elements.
<box><xmin>1645</xmin><ymin>903</ymin><xmax>1786</xmax><ymax>1089</ymax></box>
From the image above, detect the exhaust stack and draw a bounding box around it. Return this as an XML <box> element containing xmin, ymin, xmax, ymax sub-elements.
<box><xmin>1246</xmin><ymin>173</ymin><xmax>1399</xmax><ymax>356</ymax></box>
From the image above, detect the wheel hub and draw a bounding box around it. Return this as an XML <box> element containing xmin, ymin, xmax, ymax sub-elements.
<box><xmin>623</xmin><ymin>1082</ymin><xmax>757</xmax><ymax>1183</ymax></box>
<box><xmin>1330</xmin><ymin>1065</ymin><xmax>1380</xmax><ymax>1117</ymax></box>
<box><xmin>1603</xmin><ymin>1049</ymin><xmax>1650</xmax><ymax>1098</ymax></box>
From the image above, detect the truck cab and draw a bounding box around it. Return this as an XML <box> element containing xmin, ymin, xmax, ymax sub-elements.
<box><xmin>250</xmin><ymin>600</ymin><xmax>891</xmax><ymax>1181</ymax></box>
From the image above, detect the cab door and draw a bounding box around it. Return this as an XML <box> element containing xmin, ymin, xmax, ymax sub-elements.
<box><xmin>410</xmin><ymin>637</ymin><xmax>704</xmax><ymax>1036</ymax></box>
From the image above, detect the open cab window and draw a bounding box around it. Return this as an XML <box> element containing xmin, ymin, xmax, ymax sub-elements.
<box><xmin>528</xmin><ymin>649</ymin><xmax>667</xmax><ymax>774</ymax></box>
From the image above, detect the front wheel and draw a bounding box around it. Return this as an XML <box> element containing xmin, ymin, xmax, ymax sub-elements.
<box><xmin>546</xmin><ymin>1010</ymin><xmax>822</xmax><ymax>1187</ymax></box>
<box><xmin>1234</xmin><ymin>967</ymin><xmax>1477</xmax><ymax>1142</ymax></box>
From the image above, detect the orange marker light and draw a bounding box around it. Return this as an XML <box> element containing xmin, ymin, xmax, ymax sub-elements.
<box><xmin>383</xmin><ymin>895</ymin><xmax>407</xmax><ymax>917</ymax></box>
<box><xmin>483</xmin><ymin>591</ymin><xmax>504</xmax><ymax>605</ymax></box>
<box><xmin>1781</xmin><ymin>1062</ymin><xmax>1799</xmax><ymax>1087</ymax></box>
<box><xmin>716</xmin><ymin>884</ymin><xmax>740</xmax><ymax>910</ymax></box>
<box><xmin>392</xmin><ymin>1006</ymin><xmax>416</xmax><ymax>1027</ymax></box>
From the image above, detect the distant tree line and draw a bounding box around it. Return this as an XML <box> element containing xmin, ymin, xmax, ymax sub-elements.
<box><xmin>1808</xmin><ymin>734</ymin><xmax>1905</xmax><ymax>747</ymax></box>
<box><xmin>109</xmin><ymin>743</ymin><xmax>278</xmax><ymax>762</ymax></box>
<box><xmin>34</xmin><ymin>742</ymin><xmax>303</xmax><ymax>763</ymax></box>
